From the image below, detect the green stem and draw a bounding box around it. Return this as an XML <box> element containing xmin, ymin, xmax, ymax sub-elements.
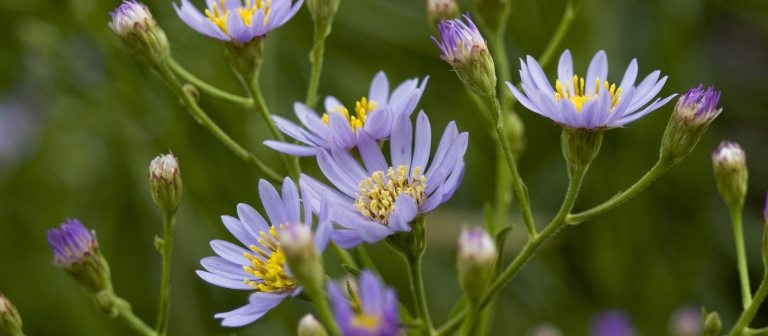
<box><xmin>112</xmin><ymin>294</ymin><xmax>157</xmax><ymax>336</ymax></box>
<box><xmin>154</xmin><ymin>213</ymin><xmax>176</xmax><ymax>336</ymax></box>
<box><xmin>436</xmin><ymin>164</ymin><xmax>587</xmax><ymax>336</ymax></box>
<box><xmin>730</xmin><ymin>206</ymin><xmax>753</xmax><ymax>309</ymax></box>
<box><xmin>167</xmin><ymin>58</ymin><xmax>252</xmax><ymax>106</ymax></box>
<box><xmin>245</xmin><ymin>73</ymin><xmax>301</xmax><ymax>180</ymax></box>
<box><xmin>354</xmin><ymin>245</ymin><xmax>380</xmax><ymax>274</ymax></box>
<box><xmin>538</xmin><ymin>1</ymin><xmax>577</xmax><ymax>69</ymax></box>
<box><xmin>305</xmin><ymin>19</ymin><xmax>332</xmax><ymax>109</ymax></box>
<box><xmin>488</xmin><ymin>34</ymin><xmax>513</xmax><ymax>111</ymax></box>
<box><xmin>482</xmin><ymin>93</ymin><xmax>536</xmax><ymax>237</ymax></box>
<box><xmin>729</xmin><ymin>272</ymin><xmax>768</xmax><ymax>336</ymax></box>
<box><xmin>405</xmin><ymin>252</ymin><xmax>433</xmax><ymax>335</ymax></box>
<box><xmin>306</xmin><ymin>285</ymin><xmax>341</xmax><ymax>336</ymax></box>
<box><xmin>566</xmin><ymin>160</ymin><xmax>672</xmax><ymax>225</ymax></box>
<box><xmin>156</xmin><ymin>65</ymin><xmax>282</xmax><ymax>182</ymax></box>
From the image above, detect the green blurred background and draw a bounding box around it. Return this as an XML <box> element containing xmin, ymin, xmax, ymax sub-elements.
<box><xmin>1</xmin><ymin>0</ymin><xmax>768</xmax><ymax>334</ymax></box>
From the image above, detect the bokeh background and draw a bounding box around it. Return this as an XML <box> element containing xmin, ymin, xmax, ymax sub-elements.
<box><xmin>1</xmin><ymin>0</ymin><xmax>768</xmax><ymax>334</ymax></box>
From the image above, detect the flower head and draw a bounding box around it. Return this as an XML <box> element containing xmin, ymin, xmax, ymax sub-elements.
<box><xmin>109</xmin><ymin>0</ymin><xmax>155</xmax><ymax>36</ymax></box>
<box><xmin>196</xmin><ymin>178</ymin><xmax>331</xmax><ymax>327</ymax></box>
<box><xmin>508</xmin><ymin>50</ymin><xmax>676</xmax><ymax>130</ymax></box>
<box><xmin>660</xmin><ymin>84</ymin><xmax>722</xmax><ymax>163</ymax></box>
<box><xmin>675</xmin><ymin>84</ymin><xmax>722</xmax><ymax>121</ymax></box>
<box><xmin>432</xmin><ymin>14</ymin><xmax>496</xmax><ymax>95</ymax></box>
<box><xmin>328</xmin><ymin>271</ymin><xmax>400</xmax><ymax>336</ymax></box>
<box><xmin>265</xmin><ymin>71</ymin><xmax>429</xmax><ymax>156</ymax></box>
<box><xmin>47</xmin><ymin>219</ymin><xmax>112</xmax><ymax>293</ymax></box>
<box><xmin>457</xmin><ymin>228</ymin><xmax>496</xmax><ymax>303</ymax></box>
<box><xmin>149</xmin><ymin>153</ymin><xmax>182</xmax><ymax>214</ymax></box>
<box><xmin>0</xmin><ymin>292</ymin><xmax>23</xmax><ymax>335</ymax></box>
<box><xmin>301</xmin><ymin>112</ymin><xmax>468</xmax><ymax>248</ymax></box>
<box><xmin>174</xmin><ymin>0</ymin><xmax>303</xmax><ymax>43</ymax></box>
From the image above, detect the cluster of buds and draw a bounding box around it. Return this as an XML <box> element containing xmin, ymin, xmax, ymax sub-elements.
<box><xmin>149</xmin><ymin>153</ymin><xmax>182</xmax><ymax>215</ymax></box>
<box><xmin>0</xmin><ymin>293</ymin><xmax>23</xmax><ymax>336</ymax></box>
<box><xmin>432</xmin><ymin>14</ymin><xmax>497</xmax><ymax>96</ymax></box>
<box><xmin>712</xmin><ymin>141</ymin><xmax>747</xmax><ymax>209</ymax></box>
<box><xmin>427</xmin><ymin>0</ymin><xmax>460</xmax><ymax>30</ymax></box>
<box><xmin>109</xmin><ymin>1</ymin><xmax>170</xmax><ymax>67</ymax></box>
<box><xmin>47</xmin><ymin>219</ymin><xmax>113</xmax><ymax>295</ymax></box>
<box><xmin>457</xmin><ymin>228</ymin><xmax>497</xmax><ymax>303</ymax></box>
<box><xmin>660</xmin><ymin>85</ymin><xmax>722</xmax><ymax>164</ymax></box>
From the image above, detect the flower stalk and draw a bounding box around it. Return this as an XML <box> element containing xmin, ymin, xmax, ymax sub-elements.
<box><xmin>305</xmin><ymin>0</ymin><xmax>341</xmax><ymax>108</ymax></box>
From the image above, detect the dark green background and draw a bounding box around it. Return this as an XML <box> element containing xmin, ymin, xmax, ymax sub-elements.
<box><xmin>1</xmin><ymin>0</ymin><xmax>767</xmax><ymax>334</ymax></box>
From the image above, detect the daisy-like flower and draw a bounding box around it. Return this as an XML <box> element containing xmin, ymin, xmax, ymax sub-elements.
<box><xmin>301</xmin><ymin>112</ymin><xmax>468</xmax><ymax>247</ymax></box>
<box><xmin>508</xmin><ymin>50</ymin><xmax>676</xmax><ymax>129</ymax></box>
<box><xmin>328</xmin><ymin>271</ymin><xmax>400</xmax><ymax>336</ymax></box>
<box><xmin>174</xmin><ymin>0</ymin><xmax>303</xmax><ymax>44</ymax></box>
<box><xmin>196</xmin><ymin>178</ymin><xmax>332</xmax><ymax>327</ymax></box>
<box><xmin>265</xmin><ymin>71</ymin><xmax>429</xmax><ymax>156</ymax></box>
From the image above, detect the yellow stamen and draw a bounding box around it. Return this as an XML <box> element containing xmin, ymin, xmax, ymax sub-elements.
<box><xmin>554</xmin><ymin>74</ymin><xmax>621</xmax><ymax>112</ymax></box>
<box><xmin>205</xmin><ymin>0</ymin><xmax>271</xmax><ymax>35</ymax></box>
<box><xmin>354</xmin><ymin>166</ymin><xmax>426</xmax><ymax>224</ymax></box>
<box><xmin>241</xmin><ymin>226</ymin><xmax>296</xmax><ymax>293</ymax></box>
<box><xmin>351</xmin><ymin>314</ymin><xmax>381</xmax><ymax>331</ymax></box>
<box><xmin>321</xmin><ymin>97</ymin><xmax>378</xmax><ymax>133</ymax></box>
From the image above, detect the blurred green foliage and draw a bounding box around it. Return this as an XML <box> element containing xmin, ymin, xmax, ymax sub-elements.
<box><xmin>1</xmin><ymin>0</ymin><xmax>768</xmax><ymax>335</ymax></box>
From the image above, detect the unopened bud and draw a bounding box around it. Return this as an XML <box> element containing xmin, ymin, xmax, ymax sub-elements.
<box><xmin>298</xmin><ymin>314</ymin><xmax>328</xmax><ymax>336</ymax></box>
<box><xmin>109</xmin><ymin>1</ymin><xmax>170</xmax><ymax>67</ymax></box>
<box><xmin>427</xmin><ymin>0</ymin><xmax>460</xmax><ymax>30</ymax></box>
<box><xmin>669</xmin><ymin>306</ymin><xmax>701</xmax><ymax>336</ymax></box>
<box><xmin>712</xmin><ymin>141</ymin><xmax>747</xmax><ymax>209</ymax></box>
<box><xmin>47</xmin><ymin>219</ymin><xmax>113</xmax><ymax>294</ymax></box>
<box><xmin>149</xmin><ymin>153</ymin><xmax>182</xmax><ymax>215</ymax></box>
<box><xmin>306</xmin><ymin>0</ymin><xmax>340</xmax><ymax>26</ymax></box>
<box><xmin>457</xmin><ymin>228</ymin><xmax>496</xmax><ymax>304</ymax></box>
<box><xmin>0</xmin><ymin>293</ymin><xmax>23</xmax><ymax>336</ymax></box>
<box><xmin>660</xmin><ymin>85</ymin><xmax>722</xmax><ymax>164</ymax></box>
<box><xmin>702</xmin><ymin>311</ymin><xmax>721</xmax><ymax>336</ymax></box>
<box><xmin>432</xmin><ymin>14</ymin><xmax>497</xmax><ymax>96</ymax></box>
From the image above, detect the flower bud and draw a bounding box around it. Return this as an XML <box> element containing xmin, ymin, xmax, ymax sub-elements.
<box><xmin>506</xmin><ymin>112</ymin><xmax>526</xmax><ymax>157</ymax></box>
<box><xmin>457</xmin><ymin>228</ymin><xmax>496</xmax><ymax>304</ymax></box>
<box><xmin>298</xmin><ymin>314</ymin><xmax>328</xmax><ymax>336</ymax></box>
<box><xmin>712</xmin><ymin>141</ymin><xmax>747</xmax><ymax>209</ymax></box>
<box><xmin>427</xmin><ymin>0</ymin><xmax>460</xmax><ymax>30</ymax></box>
<box><xmin>0</xmin><ymin>293</ymin><xmax>23</xmax><ymax>336</ymax></box>
<box><xmin>149</xmin><ymin>153</ymin><xmax>182</xmax><ymax>215</ymax></box>
<box><xmin>702</xmin><ymin>311</ymin><xmax>721</xmax><ymax>336</ymax></box>
<box><xmin>47</xmin><ymin>219</ymin><xmax>113</xmax><ymax>294</ymax></box>
<box><xmin>660</xmin><ymin>85</ymin><xmax>722</xmax><ymax>164</ymax></box>
<box><xmin>307</xmin><ymin>0</ymin><xmax>340</xmax><ymax>26</ymax></box>
<box><xmin>561</xmin><ymin>128</ymin><xmax>603</xmax><ymax>178</ymax></box>
<box><xmin>669</xmin><ymin>306</ymin><xmax>701</xmax><ymax>336</ymax></box>
<box><xmin>109</xmin><ymin>1</ymin><xmax>170</xmax><ymax>67</ymax></box>
<box><xmin>432</xmin><ymin>14</ymin><xmax>497</xmax><ymax>96</ymax></box>
<box><xmin>282</xmin><ymin>224</ymin><xmax>325</xmax><ymax>292</ymax></box>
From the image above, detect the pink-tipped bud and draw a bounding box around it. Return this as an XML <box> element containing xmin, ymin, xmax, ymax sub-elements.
<box><xmin>712</xmin><ymin>141</ymin><xmax>747</xmax><ymax>209</ymax></box>
<box><xmin>457</xmin><ymin>228</ymin><xmax>497</xmax><ymax>303</ymax></box>
<box><xmin>149</xmin><ymin>153</ymin><xmax>182</xmax><ymax>214</ymax></box>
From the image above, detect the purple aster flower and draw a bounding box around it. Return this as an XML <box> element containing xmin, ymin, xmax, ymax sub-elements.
<box><xmin>676</xmin><ymin>84</ymin><xmax>721</xmax><ymax>120</ymax></box>
<box><xmin>328</xmin><ymin>271</ymin><xmax>400</xmax><ymax>336</ymax></box>
<box><xmin>109</xmin><ymin>0</ymin><xmax>155</xmax><ymax>36</ymax></box>
<box><xmin>196</xmin><ymin>178</ymin><xmax>332</xmax><ymax>327</ymax></box>
<box><xmin>508</xmin><ymin>50</ymin><xmax>676</xmax><ymax>129</ymax></box>
<box><xmin>301</xmin><ymin>111</ymin><xmax>468</xmax><ymax>247</ymax></box>
<box><xmin>432</xmin><ymin>14</ymin><xmax>487</xmax><ymax>66</ymax></box>
<box><xmin>174</xmin><ymin>0</ymin><xmax>303</xmax><ymax>43</ymax></box>
<box><xmin>590</xmin><ymin>310</ymin><xmax>636</xmax><ymax>336</ymax></box>
<box><xmin>265</xmin><ymin>71</ymin><xmax>428</xmax><ymax>156</ymax></box>
<box><xmin>47</xmin><ymin>219</ymin><xmax>99</xmax><ymax>268</ymax></box>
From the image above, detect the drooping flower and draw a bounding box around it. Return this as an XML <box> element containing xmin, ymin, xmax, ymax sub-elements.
<box><xmin>328</xmin><ymin>271</ymin><xmax>400</xmax><ymax>336</ymax></box>
<box><xmin>196</xmin><ymin>178</ymin><xmax>332</xmax><ymax>327</ymax></box>
<box><xmin>47</xmin><ymin>219</ymin><xmax>112</xmax><ymax>293</ymax></box>
<box><xmin>301</xmin><ymin>111</ymin><xmax>468</xmax><ymax>247</ymax></box>
<box><xmin>508</xmin><ymin>50</ymin><xmax>676</xmax><ymax>130</ymax></box>
<box><xmin>265</xmin><ymin>71</ymin><xmax>429</xmax><ymax>156</ymax></box>
<box><xmin>174</xmin><ymin>0</ymin><xmax>303</xmax><ymax>44</ymax></box>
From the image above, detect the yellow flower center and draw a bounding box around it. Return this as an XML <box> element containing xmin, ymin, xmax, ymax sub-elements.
<box><xmin>554</xmin><ymin>75</ymin><xmax>622</xmax><ymax>112</ymax></box>
<box><xmin>205</xmin><ymin>0</ymin><xmax>271</xmax><ymax>34</ymax></box>
<box><xmin>321</xmin><ymin>97</ymin><xmax>378</xmax><ymax>133</ymax></box>
<box><xmin>242</xmin><ymin>226</ymin><xmax>296</xmax><ymax>293</ymax></box>
<box><xmin>351</xmin><ymin>314</ymin><xmax>381</xmax><ymax>331</ymax></box>
<box><xmin>354</xmin><ymin>165</ymin><xmax>426</xmax><ymax>224</ymax></box>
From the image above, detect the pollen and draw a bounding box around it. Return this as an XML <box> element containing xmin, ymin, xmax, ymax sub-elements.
<box><xmin>241</xmin><ymin>226</ymin><xmax>297</xmax><ymax>293</ymax></box>
<box><xmin>205</xmin><ymin>0</ymin><xmax>271</xmax><ymax>35</ymax></box>
<box><xmin>554</xmin><ymin>75</ymin><xmax>621</xmax><ymax>112</ymax></box>
<box><xmin>354</xmin><ymin>165</ymin><xmax>426</xmax><ymax>224</ymax></box>
<box><xmin>321</xmin><ymin>97</ymin><xmax>378</xmax><ymax>133</ymax></box>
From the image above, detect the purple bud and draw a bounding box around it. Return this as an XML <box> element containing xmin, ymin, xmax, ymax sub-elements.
<box><xmin>46</xmin><ymin>219</ymin><xmax>98</xmax><ymax>268</ymax></box>
<box><xmin>109</xmin><ymin>0</ymin><xmax>154</xmax><ymax>36</ymax></box>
